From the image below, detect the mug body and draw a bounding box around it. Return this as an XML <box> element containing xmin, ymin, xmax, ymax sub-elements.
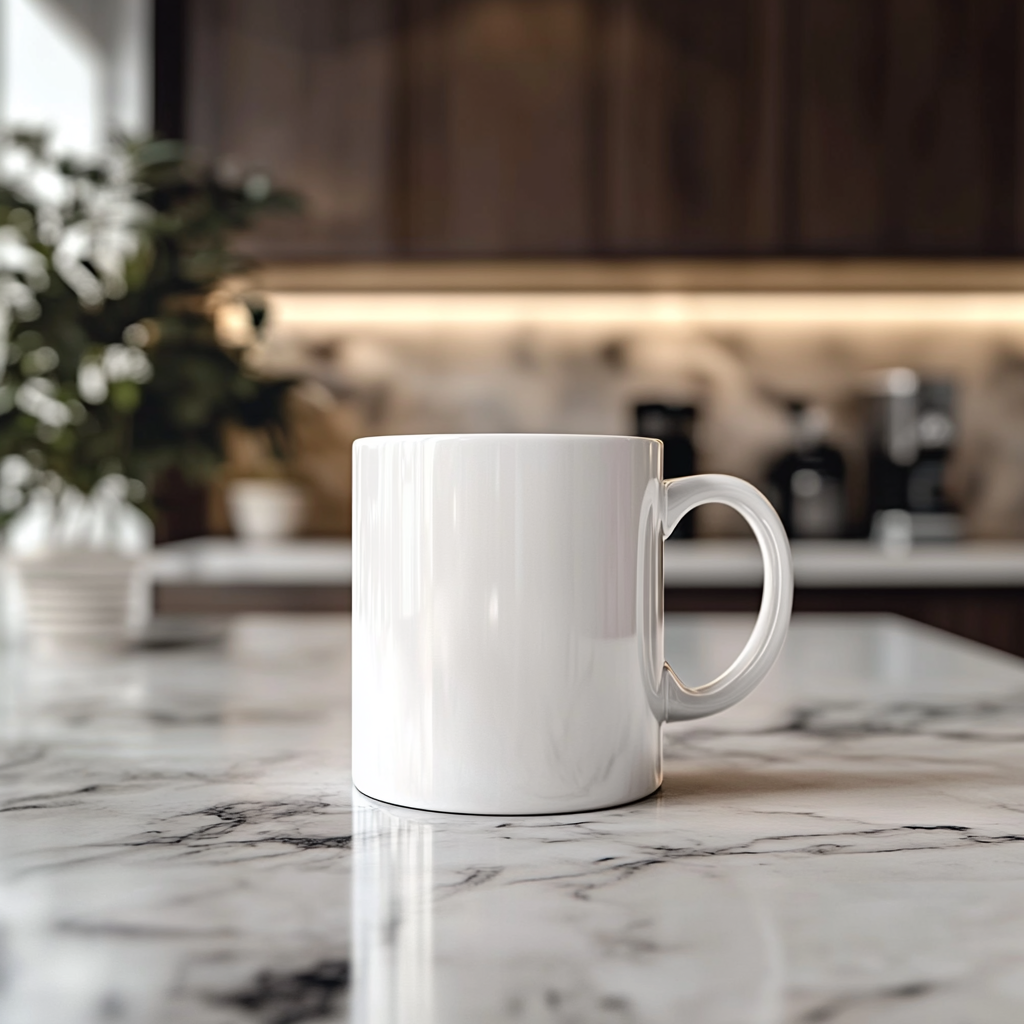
<box><xmin>352</xmin><ymin>434</ymin><xmax>664</xmax><ymax>815</ymax></box>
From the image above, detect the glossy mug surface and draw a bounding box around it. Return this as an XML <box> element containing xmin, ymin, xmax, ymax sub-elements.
<box><xmin>352</xmin><ymin>434</ymin><xmax>792</xmax><ymax>814</ymax></box>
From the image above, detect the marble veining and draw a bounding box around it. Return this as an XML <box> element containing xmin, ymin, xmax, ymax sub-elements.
<box><xmin>3</xmin><ymin>614</ymin><xmax>1024</xmax><ymax>1023</ymax></box>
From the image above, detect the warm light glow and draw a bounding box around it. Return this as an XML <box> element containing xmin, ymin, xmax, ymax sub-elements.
<box><xmin>265</xmin><ymin>291</ymin><xmax>1024</xmax><ymax>334</ymax></box>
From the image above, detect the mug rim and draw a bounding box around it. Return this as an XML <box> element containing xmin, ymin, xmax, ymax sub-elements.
<box><xmin>354</xmin><ymin>432</ymin><xmax>662</xmax><ymax>446</ymax></box>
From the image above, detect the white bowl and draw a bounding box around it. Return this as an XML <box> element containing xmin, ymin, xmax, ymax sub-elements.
<box><xmin>226</xmin><ymin>479</ymin><xmax>306</xmax><ymax>542</ymax></box>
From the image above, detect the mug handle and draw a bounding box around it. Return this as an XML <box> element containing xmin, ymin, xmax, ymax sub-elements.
<box><xmin>661</xmin><ymin>474</ymin><xmax>793</xmax><ymax>721</ymax></box>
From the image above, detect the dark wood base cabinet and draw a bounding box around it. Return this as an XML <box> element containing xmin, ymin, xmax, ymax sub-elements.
<box><xmin>667</xmin><ymin>588</ymin><xmax>1024</xmax><ymax>660</ymax></box>
<box><xmin>155</xmin><ymin>585</ymin><xmax>1024</xmax><ymax>660</ymax></box>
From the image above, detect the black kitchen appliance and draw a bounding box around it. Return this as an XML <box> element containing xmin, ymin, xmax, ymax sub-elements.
<box><xmin>636</xmin><ymin>403</ymin><xmax>696</xmax><ymax>539</ymax></box>
<box><xmin>767</xmin><ymin>402</ymin><xmax>847</xmax><ymax>538</ymax></box>
<box><xmin>866</xmin><ymin>369</ymin><xmax>960</xmax><ymax>543</ymax></box>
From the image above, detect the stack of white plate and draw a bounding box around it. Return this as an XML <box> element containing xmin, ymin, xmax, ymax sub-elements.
<box><xmin>13</xmin><ymin>552</ymin><xmax>143</xmax><ymax>655</ymax></box>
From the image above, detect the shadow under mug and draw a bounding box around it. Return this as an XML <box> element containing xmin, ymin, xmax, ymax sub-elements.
<box><xmin>352</xmin><ymin>434</ymin><xmax>793</xmax><ymax>815</ymax></box>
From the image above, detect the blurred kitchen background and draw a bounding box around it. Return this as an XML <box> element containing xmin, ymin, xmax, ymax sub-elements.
<box><xmin>6</xmin><ymin>0</ymin><xmax>1024</xmax><ymax>654</ymax></box>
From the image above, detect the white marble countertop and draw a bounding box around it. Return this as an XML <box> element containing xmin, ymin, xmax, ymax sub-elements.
<box><xmin>3</xmin><ymin>613</ymin><xmax>1024</xmax><ymax>1022</ymax></box>
<box><xmin>151</xmin><ymin>536</ymin><xmax>1024</xmax><ymax>588</ymax></box>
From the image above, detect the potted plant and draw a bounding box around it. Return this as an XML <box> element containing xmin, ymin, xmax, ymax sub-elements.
<box><xmin>0</xmin><ymin>133</ymin><xmax>296</xmax><ymax>651</ymax></box>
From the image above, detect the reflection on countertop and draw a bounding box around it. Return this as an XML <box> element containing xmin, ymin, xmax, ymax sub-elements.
<box><xmin>2</xmin><ymin>613</ymin><xmax>1024</xmax><ymax>1022</ymax></box>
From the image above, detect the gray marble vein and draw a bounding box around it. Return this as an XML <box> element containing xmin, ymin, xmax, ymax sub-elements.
<box><xmin>2</xmin><ymin>613</ymin><xmax>1024</xmax><ymax>1023</ymax></box>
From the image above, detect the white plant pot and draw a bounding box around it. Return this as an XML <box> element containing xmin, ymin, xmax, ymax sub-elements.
<box><xmin>226</xmin><ymin>479</ymin><xmax>305</xmax><ymax>542</ymax></box>
<box><xmin>12</xmin><ymin>551</ymin><xmax>147</xmax><ymax>656</ymax></box>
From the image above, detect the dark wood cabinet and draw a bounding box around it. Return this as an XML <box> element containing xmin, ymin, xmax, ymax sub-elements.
<box><xmin>173</xmin><ymin>0</ymin><xmax>1024</xmax><ymax>258</ymax></box>
<box><xmin>792</xmin><ymin>0</ymin><xmax>1019</xmax><ymax>254</ymax></box>
<box><xmin>602</xmin><ymin>0</ymin><xmax>780</xmax><ymax>253</ymax></box>
<box><xmin>188</xmin><ymin>0</ymin><xmax>399</xmax><ymax>258</ymax></box>
<box><xmin>400</xmin><ymin>0</ymin><xmax>599</xmax><ymax>254</ymax></box>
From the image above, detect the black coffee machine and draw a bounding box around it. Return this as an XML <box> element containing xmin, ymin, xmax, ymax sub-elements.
<box><xmin>636</xmin><ymin>403</ymin><xmax>696</xmax><ymax>539</ymax></box>
<box><xmin>767</xmin><ymin>402</ymin><xmax>847</xmax><ymax>538</ymax></box>
<box><xmin>866</xmin><ymin>369</ymin><xmax>960</xmax><ymax>543</ymax></box>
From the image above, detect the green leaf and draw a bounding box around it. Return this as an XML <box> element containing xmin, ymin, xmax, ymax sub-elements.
<box><xmin>109</xmin><ymin>381</ymin><xmax>141</xmax><ymax>414</ymax></box>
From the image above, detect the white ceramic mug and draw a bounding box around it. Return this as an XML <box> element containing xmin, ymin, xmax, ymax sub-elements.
<box><xmin>352</xmin><ymin>434</ymin><xmax>792</xmax><ymax>814</ymax></box>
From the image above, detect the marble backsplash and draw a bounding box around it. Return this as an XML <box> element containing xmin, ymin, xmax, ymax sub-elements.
<box><xmin>218</xmin><ymin>290</ymin><xmax>1024</xmax><ymax>539</ymax></box>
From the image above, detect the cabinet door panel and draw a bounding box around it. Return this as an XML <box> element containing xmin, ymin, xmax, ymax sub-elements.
<box><xmin>883</xmin><ymin>0</ymin><xmax>1017</xmax><ymax>253</ymax></box>
<box><xmin>604</xmin><ymin>0</ymin><xmax>777</xmax><ymax>253</ymax></box>
<box><xmin>402</xmin><ymin>0</ymin><xmax>595</xmax><ymax>254</ymax></box>
<box><xmin>793</xmin><ymin>0</ymin><xmax>1019</xmax><ymax>254</ymax></box>
<box><xmin>188</xmin><ymin>0</ymin><xmax>398</xmax><ymax>258</ymax></box>
<box><xmin>792</xmin><ymin>0</ymin><xmax>886</xmax><ymax>251</ymax></box>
